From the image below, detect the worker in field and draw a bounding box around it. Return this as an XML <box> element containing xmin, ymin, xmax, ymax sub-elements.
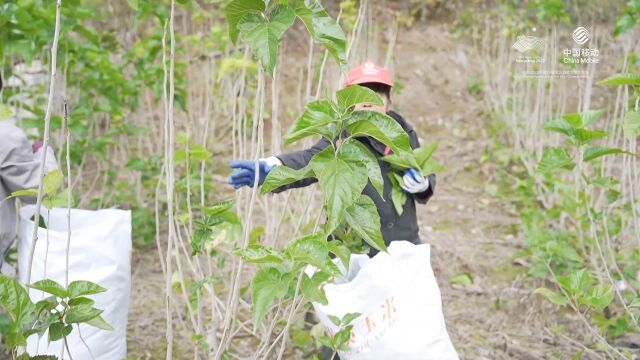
<box><xmin>0</xmin><ymin>73</ymin><xmax>59</xmax><ymax>274</ymax></box>
<box><xmin>228</xmin><ymin>61</ymin><xmax>436</xmax><ymax>256</ymax></box>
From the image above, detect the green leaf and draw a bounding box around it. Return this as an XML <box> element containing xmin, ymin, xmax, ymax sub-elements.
<box><xmin>293</xmin><ymin>0</ymin><xmax>347</xmax><ymax>70</ymax></box>
<box><xmin>43</xmin><ymin>188</ymin><xmax>75</xmax><ymax>209</ymax></box>
<box><xmin>48</xmin><ymin>322</ymin><xmax>72</xmax><ymax>342</ymax></box>
<box><xmin>534</xmin><ymin>287</ymin><xmax>569</xmax><ymax>306</ymax></box>
<box><xmin>583</xmin><ymin>147</ymin><xmax>627</xmax><ymax>162</ymax></box>
<box><xmin>339</xmin><ymin>139</ymin><xmax>384</xmax><ymax>198</ymax></box>
<box><xmin>421</xmin><ymin>158</ymin><xmax>446</xmax><ymax>175</ymax></box>
<box><xmin>189</xmin><ymin>145</ymin><xmax>213</xmax><ymax>161</ymax></box>
<box><xmin>67</xmin><ymin>280</ymin><xmax>106</xmax><ymax>299</ymax></box>
<box><xmin>623</xmin><ymin>110</ymin><xmax>640</xmax><ymax>139</ymax></box>
<box><xmin>345</xmin><ymin>110</ymin><xmax>412</xmax><ymax>154</ymax></box>
<box><xmin>285</xmin><ymin>234</ymin><xmax>331</xmax><ymax>272</ymax></box>
<box><xmin>35</xmin><ymin>296</ymin><xmax>58</xmax><ymax>314</ymax></box>
<box><xmin>558</xmin><ymin>269</ymin><xmax>593</xmax><ymax>294</ymax></box>
<box><xmin>225</xmin><ymin>0</ymin><xmax>265</xmax><ymax>44</ymax></box>
<box><xmin>65</xmin><ymin>304</ymin><xmax>102</xmax><ymax>324</ymax></box>
<box><xmin>562</xmin><ymin>109</ymin><xmax>606</xmax><ymax>128</ymax></box>
<box><xmin>328</xmin><ymin>314</ymin><xmax>341</xmax><ymax>326</ymax></box>
<box><xmin>201</xmin><ymin>199</ymin><xmax>235</xmax><ymax>217</ymax></box>
<box><xmin>43</xmin><ymin>169</ymin><xmax>63</xmax><ymax>196</ymax></box>
<box><xmin>301</xmin><ymin>272</ymin><xmax>329</xmax><ymax>305</ymax></box>
<box><xmin>614</xmin><ymin>12</ymin><xmax>637</xmax><ymax>37</ymax></box>
<box><xmin>251</xmin><ymin>267</ymin><xmax>292</xmax><ymax>325</ymax></box>
<box><xmin>574</xmin><ymin>128</ymin><xmax>608</xmax><ymax>146</ymax></box>
<box><xmin>29</xmin><ymin>279</ymin><xmax>68</xmax><ymax>298</ymax></box>
<box><xmin>388</xmin><ymin>172</ymin><xmax>407</xmax><ymax>215</ymax></box>
<box><xmin>327</xmin><ymin>240</ymin><xmax>351</xmax><ymax>270</ymax></box>
<box><xmin>233</xmin><ymin>244</ymin><xmax>284</xmax><ymax>264</ymax></box>
<box><xmin>583</xmin><ymin>285</ymin><xmax>615</xmax><ymax>310</ymax></box>
<box><xmin>0</xmin><ymin>275</ymin><xmax>35</xmax><ymax>338</ymax></box>
<box><xmin>537</xmin><ymin>147</ymin><xmax>575</xmax><ymax>173</ymax></box>
<box><xmin>309</xmin><ymin>147</ymin><xmax>368</xmax><ymax>232</ymax></box>
<box><xmin>597</xmin><ymin>73</ymin><xmax>640</xmax><ymax>86</ymax></box>
<box><xmin>260</xmin><ymin>164</ymin><xmax>314</xmax><ymax>194</ymax></box>
<box><xmin>284</xmin><ymin>100</ymin><xmax>337</xmax><ymax>144</ymax></box>
<box><xmin>238</xmin><ymin>5</ymin><xmax>295</xmax><ymax>77</ymax></box>
<box><xmin>414</xmin><ymin>142</ymin><xmax>439</xmax><ymax>168</ymax></box>
<box><xmin>543</xmin><ymin>118</ymin><xmax>575</xmax><ymax>138</ymax></box>
<box><xmin>380</xmin><ymin>151</ymin><xmax>421</xmax><ymax>171</ymax></box>
<box><xmin>85</xmin><ymin>315</ymin><xmax>114</xmax><ymax>331</ymax></box>
<box><xmin>450</xmin><ymin>272</ymin><xmax>473</xmax><ymax>286</ymax></box>
<box><xmin>68</xmin><ymin>297</ymin><xmax>95</xmax><ymax>307</ymax></box>
<box><xmin>3</xmin><ymin>189</ymin><xmax>38</xmax><ymax>201</ymax></box>
<box><xmin>336</xmin><ymin>85</ymin><xmax>383</xmax><ymax>111</ymax></box>
<box><xmin>0</xmin><ymin>104</ymin><xmax>15</xmax><ymax>121</ymax></box>
<box><xmin>344</xmin><ymin>195</ymin><xmax>387</xmax><ymax>252</ymax></box>
<box><xmin>341</xmin><ymin>312</ymin><xmax>361</xmax><ymax>325</ymax></box>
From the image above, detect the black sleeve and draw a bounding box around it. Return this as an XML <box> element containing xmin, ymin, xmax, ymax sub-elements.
<box><xmin>271</xmin><ymin>137</ymin><xmax>331</xmax><ymax>193</ymax></box>
<box><xmin>406</xmin><ymin>124</ymin><xmax>436</xmax><ymax>204</ymax></box>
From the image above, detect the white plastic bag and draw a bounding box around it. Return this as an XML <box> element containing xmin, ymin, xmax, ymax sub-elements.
<box><xmin>18</xmin><ymin>205</ymin><xmax>131</xmax><ymax>360</ymax></box>
<box><xmin>311</xmin><ymin>241</ymin><xmax>458</xmax><ymax>360</ymax></box>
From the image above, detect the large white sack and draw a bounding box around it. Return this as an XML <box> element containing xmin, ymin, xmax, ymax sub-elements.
<box><xmin>18</xmin><ymin>205</ymin><xmax>131</xmax><ymax>360</ymax></box>
<box><xmin>311</xmin><ymin>241</ymin><xmax>458</xmax><ymax>360</ymax></box>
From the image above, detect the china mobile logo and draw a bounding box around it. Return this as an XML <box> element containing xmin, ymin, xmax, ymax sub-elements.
<box><xmin>512</xmin><ymin>35</ymin><xmax>546</xmax><ymax>53</ymax></box>
<box><xmin>572</xmin><ymin>27</ymin><xmax>589</xmax><ymax>45</ymax></box>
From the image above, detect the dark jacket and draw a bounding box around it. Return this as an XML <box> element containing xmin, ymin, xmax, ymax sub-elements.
<box><xmin>274</xmin><ymin>111</ymin><xmax>435</xmax><ymax>256</ymax></box>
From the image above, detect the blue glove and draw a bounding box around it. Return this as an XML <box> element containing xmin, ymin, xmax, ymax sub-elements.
<box><xmin>229</xmin><ymin>160</ymin><xmax>275</xmax><ymax>189</ymax></box>
<box><xmin>401</xmin><ymin>168</ymin><xmax>430</xmax><ymax>193</ymax></box>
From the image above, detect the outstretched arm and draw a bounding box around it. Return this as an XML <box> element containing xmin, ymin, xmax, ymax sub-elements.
<box><xmin>271</xmin><ymin>137</ymin><xmax>332</xmax><ymax>193</ymax></box>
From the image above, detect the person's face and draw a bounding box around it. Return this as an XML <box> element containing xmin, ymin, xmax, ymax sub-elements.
<box><xmin>354</xmin><ymin>92</ymin><xmax>390</xmax><ymax>113</ymax></box>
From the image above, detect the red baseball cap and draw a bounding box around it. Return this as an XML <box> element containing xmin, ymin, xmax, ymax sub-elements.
<box><xmin>344</xmin><ymin>61</ymin><xmax>393</xmax><ymax>88</ymax></box>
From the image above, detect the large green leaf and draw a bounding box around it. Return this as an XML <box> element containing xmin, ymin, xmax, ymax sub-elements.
<box><xmin>285</xmin><ymin>234</ymin><xmax>332</xmax><ymax>272</ymax></box>
<box><xmin>537</xmin><ymin>147</ymin><xmax>575</xmax><ymax>173</ymax></box>
<box><xmin>260</xmin><ymin>164</ymin><xmax>314</xmax><ymax>194</ymax></box>
<box><xmin>583</xmin><ymin>147</ymin><xmax>627</xmax><ymax>162</ymax></box>
<box><xmin>293</xmin><ymin>0</ymin><xmax>347</xmax><ymax>70</ymax></box>
<box><xmin>0</xmin><ymin>275</ymin><xmax>35</xmax><ymax>338</ymax></box>
<box><xmin>251</xmin><ymin>267</ymin><xmax>292</xmax><ymax>325</ymax></box>
<box><xmin>345</xmin><ymin>111</ymin><xmax>412</xmax><ymax>154</ymax></box>
<box><xmin>284</xmin><ymin>100</ymin><xmax>336</xmax><ymax>144</ymax></box>
<box><xmin>29</xmin><ymin>279</ymin><xmax>68</xmax><ymax>299</ymax></box>
<box><xmin>86</xmin><ymin>315</ymin><xmax>114</xmax><ymax>331</ymax></box>
<box><xmin>67</xmin><ymin>280</ymin><xmax>107</xmax><ymax>299</ymax></box>
<box><xmin>327</xmin><ymin>240</ymin><xmax>351</xmax><ymax>270</ymax></box>
<box><xmin>414</xmin><ymin>142</ymin><xmax>439</xmax><ymax>168</ymax></box>
<box><xmin>238</xmin><ymin>5</ymin><xmax>295</xmax><ymax>77</ymax></box>
<box><xmin>624</xmin><ymin>110</ymin><xmax>640</xmax><ymax>139</ymax></box>
<box><xmin>344</xmin><ymin>195</ymin><xmax>386</xmax><ymax>252</ymax></box>
<box><xmin>597</xmin><ymin>73</ymin><xmax>640</xmax><ymax>86</ymax></box>
<box><xmin>336</xmin><ymin>85</ymin><xmax>383</xmax><ymax>112</ymax></box>
<box><xmin>65</xmin><ymin>304</ymin><xmax>102</xmax><ymax>324</ymax></box>
<box><xmin>388</xmin><ymin>172</ymin><xmax>407</xmax><ymax>215</ymax></box>
<box><xmin>309</xmin><ymin>147</ymin><xmax>368</xmax><ymax>232</ymax></box>
<box><xmin>225</xmin><ymin>0</ymin><xmax>265</xmax><ymax>44</ymax></box>
<box><xmin>339</xmin><ymin>139</ymin><xmax>384</xmax><ymax>198</ymax></box>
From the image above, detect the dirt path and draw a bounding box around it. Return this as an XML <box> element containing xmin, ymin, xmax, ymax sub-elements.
<box><xmin>395</xmin><ymin>24</ymin><xmax>561</xmax><ymax>359</ymax></box>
